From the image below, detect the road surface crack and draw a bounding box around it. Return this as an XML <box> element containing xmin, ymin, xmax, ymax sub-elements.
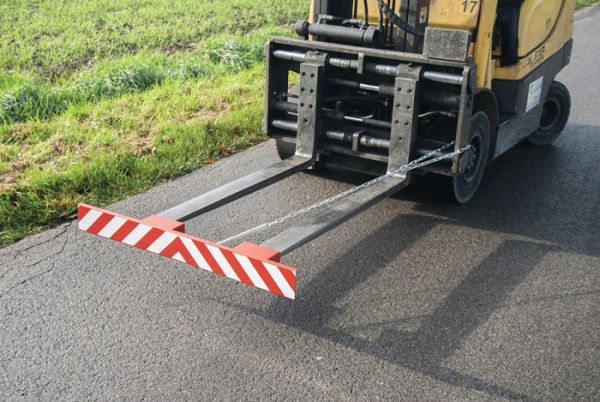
<box><xmin>0</xmin><ymin>225</ymin><xmax>71</xmax><ymax>284</ymax></box>
<box><xmin>11</xmin><ymin>224</ymin><xmax>70</xmax><ymax>258</ymax></box>
<box><xmin>0</xmin><ymin>231</ymin><xmax>70</xmax><ymax>299</ymax></box>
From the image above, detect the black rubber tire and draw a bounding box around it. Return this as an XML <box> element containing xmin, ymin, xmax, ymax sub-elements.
<box><xmin>526</xmin><ymin>81</ymin><xmax>571</xmax><ymax>146</ymax></box>
<box><xmin>275</xmin><ymin>138</ymin><xmax>323</xmax><ymax>172</ymax></box>
<box><xmin>275</xmin><ymin>84</ymin><xmax>307</xmax><ymax>162</ymax></box>
<box><xmin>275</xmin><ymin>137</ymin><xmax>296</xmax><ymax>160</ymax></box>
<box><xmin>435</xmin><ymin>111</ymin><xmax>491</xmax><ymax>204</ymax></box>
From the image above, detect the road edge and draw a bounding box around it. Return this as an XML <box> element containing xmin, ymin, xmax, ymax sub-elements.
<box><xmin>576</xmin><ymin>2</ymin><xmax>600</xmax><ymax>20</ymax></box>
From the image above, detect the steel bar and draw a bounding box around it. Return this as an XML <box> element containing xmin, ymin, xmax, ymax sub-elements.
<box><xmin>324</xmin><ymin>130</ymin><xmax>391</xmax><ymax>150</ymax></box>
<box><xmin>272</xmin><ymin>37</ymin><xmax>467</xmax><ymax>69</ymax></box>
<box><xmin>273</xmin><ymin>49</ymin><xmax>306</xmax><ymax>62</ymax></box>
<box><xmin>328</xmin><ymin>78</ymin><xmax>395</xmax><ymax>96</ymax></box>
<box><xmin>159</xmin><ymin>156</ymin><xmax>313</xmax><ymax>222</ymax></box>
<box><xmin>329</xmin><ymin>57</ymin><xmax>359</xmax><ymax>70</ymax></box>
<box><xmin>272</xmin><ymin>102</ymin><xmax>392</xmax><ymax>130</ymax></box>
<box><xmin>261</xmin><ymin>174</ymin><xmax>409</xmax><ymax>255</ymax></box>
<box><xmin>272</xmin><ymin>50</ymin><xmax>463</xmax><ymax>85</ymax></box>
<box><xmin>422</xmin><ymin>71</ymin><xmax>464</xmax><ymax>85</ymax></box>
<box><xmin>271</xmin><ymin>119</ymin><xmax>298</xmax><ymax>131</ymax></box>
<box><xmin>421</xmin><ymin>90</ymin><xmax>461</xmax><ymax>108</ymax></box>
<box><xmin>335</xmin><ymin>113</ymin><xmax>392</xmax><ymax>130</ymax></box>
<box><xmin>295</xmin><ymin>21</ymin><xmax>380</xmax><ymax>46</ymax></box>
<box><xmin>272</xmin><ymin>119</ymin><xmax>390</xmax><ymax>150</ymax></box>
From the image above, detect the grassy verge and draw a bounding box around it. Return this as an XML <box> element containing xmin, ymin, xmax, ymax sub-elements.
<box><xmin>1</xmin><ymin>65</ymin><xmax>267</xmax><ymax>244</ymax></box>
<box><xmin>0</xmin><ymin>0</ymin><xmax>308</xmax><ymax>246</ymax></box>
<box><xmin>577</xmin><ymin>0</ymin><xmax>600</xmax><ymax>9</ymax></box>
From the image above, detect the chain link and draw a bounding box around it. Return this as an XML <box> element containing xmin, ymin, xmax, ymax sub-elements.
<box><xmin>220</xmin><ymin>141</ymin><xmax>472</xmax><ymax>246</ymax></box>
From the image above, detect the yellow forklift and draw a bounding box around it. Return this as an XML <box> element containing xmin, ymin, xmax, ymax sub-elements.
<box><xmin>270</xmin><ymin>0</ymin><xmax>575</xmax><ymax>202</ymax></box>
<box><xmin>79</xmin><ymin>0</ymin><xmax>575</xmax><ymax>299</ymax></box>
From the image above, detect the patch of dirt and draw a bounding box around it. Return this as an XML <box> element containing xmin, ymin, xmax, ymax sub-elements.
<box><xmin>186</xmin><ymin>102</ymin><xmax>231</xmax><ymax>122</ymax></box>
<box><xmin>127</xmin><ymin>135</ymin><xmax>156</xmax><ymax>156</ymax></box>
<box><xmin>0</xmin><ymin>174</ymin><xmax>18</xmax><ymax>192</ymax></box>
<box><xmin>38</xmin><ymin>55</ymin><xmax>96</xmax><ymax>82</ymax></box>
<box><xmin>163</xmin><ymin>39</ymin><xmax>198</xmax><ymax>55</ymax></box>
<box><xmin>7</xmin><ymin>123</ymin><xmax>33</xmax><ymax>144</ymax></box>
<box><xmin>11</xmin><ymin>161</ymin><xmax>30</xmax><ymax>172</ymax></box>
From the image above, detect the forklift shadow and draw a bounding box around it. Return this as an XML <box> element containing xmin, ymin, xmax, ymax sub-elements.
<box><xmin>222</xmin><ymin>125</ymin><xmax>597</xmax><ymax>400</ymax></box>
<box><xmin>224</xmin><ymin>129</ymin><xmax>600</xmax><ymax>399</ymax></box>
<box><xmin>315</xmin><ymin>123</ymin><xmax>599</xmax><ymax>257</ymax></box>
<box><xmin>408</xmin><ymin>128</ymin><xmax>600</xmax><ymax>257</ymax></box>
<box><xmin>232</xmin><ymin>214</ymin><xmax>553</xmax><ymax>401</ymax></box>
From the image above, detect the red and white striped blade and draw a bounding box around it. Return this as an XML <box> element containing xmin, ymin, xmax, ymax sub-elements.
<box><xmin>77</xmin><ymin>204</ymin><xmax>297</xmax><ymax>299</ymax></box>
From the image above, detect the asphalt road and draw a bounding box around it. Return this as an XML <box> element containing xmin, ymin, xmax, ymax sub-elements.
<box><xmin>2</xmin><ymin>8</ymin><xmax>599</xmax><ymax>401</ymax></box>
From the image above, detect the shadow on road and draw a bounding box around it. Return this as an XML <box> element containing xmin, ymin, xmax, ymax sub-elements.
<box><xmin>230</xmin><ymin>214</ymin><xmax>551</xmax><ymax>401</ymax></box>
<box><xmin>315</xmin><ymin>124</ymin><xmax>599</xmax><ymax>256</ymax></box>
<box><xmin>409</xmin><ymin>124</ymin><xmax>600</xmax><ymax>257</ymax></box>
<box><xmin>221</xmin><ymin>124</ymin><xmax>599</xmax><ymax>400</ymax></box>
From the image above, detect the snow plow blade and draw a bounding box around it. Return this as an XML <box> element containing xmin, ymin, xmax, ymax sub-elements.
<box><xmin>78</xmin><ymin>204</ymin><xmax>297</xmax><ymax>299</ymax></box>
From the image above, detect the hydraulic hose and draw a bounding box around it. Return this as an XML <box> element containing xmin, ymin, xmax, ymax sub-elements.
<box><xmin>377</xmin><ymin>0</ymin><xmax>424</xmax><ymax>37</ymax></box>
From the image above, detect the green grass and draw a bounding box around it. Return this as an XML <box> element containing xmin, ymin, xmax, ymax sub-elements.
<box><xmin>576</xmin><ymin>0</ymin><xmax>599</xmax><ymax>8</ymax></box>
<box><xmin>0</xmin><ymin>0</ymin><xmax>308</xmax><ymax>245</ymax></box>
<box><xmin>1</xmin><ymin>66</ymin><xmax>268</xmax><ymax>244</ymax></box>
<box><xmin>0</xmin><ymin>0</ymin><xmax>306</xmax><ymax>77</ymax></box>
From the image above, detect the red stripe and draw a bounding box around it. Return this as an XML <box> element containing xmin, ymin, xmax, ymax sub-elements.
<box><xmin>222</xmin><ymin>249</ymin><xmax>253</xmax><ymax>286</ymax></box>
<box><xmin>86</xmin><ymin>213</ymin><xmax>115</xmax><ymax>235</ymax></box>
<box><xmin>78</xmin><ymin>205</ymin><xmax>91</xmax><ymax>221</ymax></box>
<box><xmin>158</xmin><ymin>237</ymin><xmax>180</xmax><ymax>258</ymax></box>
<box><xmin>194</xmin><ymin>241</ymin><xmax>225</xmax><ymax>276</ymax></box>
<box><xmin>279</xmin><ymin>267</ymin><xmax>296</xmax><ymax>292</ymax></box>
<box><xmin>250</xmin><ymin>258</ymin><xmax>284</xmax><ymax>297</ymax></box>
<box><xmin>110</xmin><ymin>220</ymin><xmax>139</xmax><ymax>242</ymax></box>
<box><xmin>134</xmin><ymin>228</ymin><xmax>164</xmax><ymax>250</ymax></box>
<box><xmin>159</xmin><ymin>237</ymin><xmax>197</xmax><ymax>267</ymax></box>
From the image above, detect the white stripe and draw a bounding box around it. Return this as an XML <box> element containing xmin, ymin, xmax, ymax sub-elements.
<box><xmin>235</xmin><ymin>254</ymin><xmax>269</xmax><ymax>291</ymax></box>
<box><xmin>264</xmin><ymin>263</ymin><xmax>295</xmax><ymax>299</ymax></box>
<box><xmin>122</xmin><ymin>224</ymin><xmax>152</xmax><ymax>246</ymax></box>
<box><xmin>180</xmin><ymin>237</ymin><xmax>211</xmax><ymax>271</ymax></box>
<box><xmin>147</xmin><ymin>232</ymin><xmax>178</xmax><ymax>254</ymax></box>
<box><xmin>206</xmin><ymin>245</ymin><xmax>240</xmax><ymax>282</ymax></box>
<box><xmin>172</xmin><ymin>252</ymin><xmax>185</xmax><ymax>263</ymax></box>
<box><xmin>97</xmin><ymin>216</ymin><xmax>127</xmax><ymax>238</ymax></box>
<box><xmin>79</xmin><ymin>209</ymin><xmax>103</xmax><ymax>231</ymax></box>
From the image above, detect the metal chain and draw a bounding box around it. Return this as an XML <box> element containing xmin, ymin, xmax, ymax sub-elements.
<box><xmin>220</xmin><ymin>141</ymin><xmax>472</xmax><ymax>246</ymax></box>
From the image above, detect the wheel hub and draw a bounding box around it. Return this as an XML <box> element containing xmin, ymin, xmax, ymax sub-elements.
<box><xmin>540</xmin><ymin>97</ymin><xmax>560</xmax><ymax>131</ymax></box>
<box><xmin>463</xmin><ymin>135</ymin><xmax>482</xmax><ymax>182</ymax></box>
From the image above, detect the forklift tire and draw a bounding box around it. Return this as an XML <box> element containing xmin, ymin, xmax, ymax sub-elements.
<box><xmin>435</xmin><ymin>111</ymin><xmax>491</xmax><ymax>204</ymax></box>
<box><xmin>526</xmin><ymin>81</ymin><xmax>571</xmax><ymax>146</ymax></box>
<box><xmin>275</xmin><ymin>138</ymin><xmax>322</xmax><ymax>171</ymax></box>
<box><xmin>275</xmin><ymin>138</ymin><xmax>296</xmax><ymax>160</ymax></box>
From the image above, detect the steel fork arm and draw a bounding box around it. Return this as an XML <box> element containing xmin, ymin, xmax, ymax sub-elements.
<box><xmin>261</xmin><ymin>174</ymin><xmax>409</xmax><ymax>255</ymax></box>
<box><xmin>160</xmin><ymin>156</ymin><xmax>313</xmax><ymax>222</ymax></box>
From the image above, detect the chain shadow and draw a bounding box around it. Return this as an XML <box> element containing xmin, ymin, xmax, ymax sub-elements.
<box><xmin>224</xmin><ymin>214</ymin><xmax>556</xmax><ymax>401</ymax></box>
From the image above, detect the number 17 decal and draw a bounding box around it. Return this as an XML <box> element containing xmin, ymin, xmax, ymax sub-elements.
<box><xmin>462</xmin><ymin>0</ymin><xmax>479</xmax><ymax>13</ymax></box>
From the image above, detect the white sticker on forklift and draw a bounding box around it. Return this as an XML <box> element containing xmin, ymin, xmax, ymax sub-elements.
<box><xmin>526</xmin><ymin>76</ymin><xmax>544</xmax><ymax>112</ymax></box>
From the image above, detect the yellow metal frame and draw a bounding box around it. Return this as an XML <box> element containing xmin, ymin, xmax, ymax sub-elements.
<box><xmin>493</xmin><ymin>0</ymin><xmax>575</xmax><ymax>80</ymax></box>
<box><xmin>315</xmin><ymin>0</ymin><xmax>574</xmax><ymax>87</ymax></box>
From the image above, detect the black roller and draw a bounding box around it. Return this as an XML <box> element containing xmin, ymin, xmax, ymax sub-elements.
<box><xmin>295</xmin><ymin>20</ymin><xmax>380</xmax><ymax>46</ymax></box>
